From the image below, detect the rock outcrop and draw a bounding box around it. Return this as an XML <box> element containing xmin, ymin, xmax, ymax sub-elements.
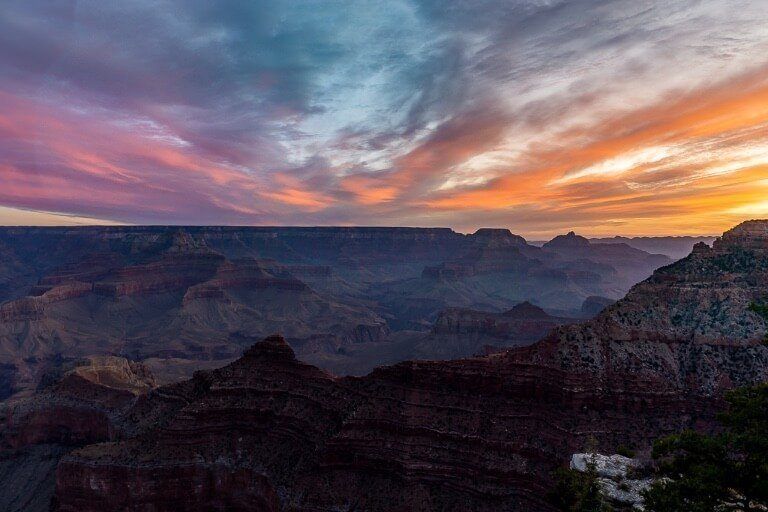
<box><xmin>570</xmin><ymin>453</ymin><xmax>652</xmax><ymax>510</ymax></box>
<box><xmin>48</xmin><ymin>334</ymin><xmax>713</xmax><ymax>511</ymax></box>
<box><xmin>0</xmin><ymin>356</ymin><xmax>158</xmax><ymax>512</ymax></box>
<box><xmin>430</xmin><ymin>302</ymin><xmax>575</xmax><ymax>347</ymax></box>
<box><xmin>51</xmin><ymin>220</ymin><xmax>768</xmax><ymax>511</ymax></box>
<box><xmin>2</xmin><ymin>356</ymin><xmax>156</xmax><ymax>449</ymax></box>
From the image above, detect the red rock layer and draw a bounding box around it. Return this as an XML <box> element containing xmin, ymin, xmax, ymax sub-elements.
<box><xmin>432</xmin><ymin>302</ymin><xmax>572</xmax><ymax>341</ymax></box>
<box><xmin>1</xmin><ymin>357</ymin><xmax>156</xmax><ymax>450</ymax></box>
<box><xmin>0</xmin><ymin>236</ymin><xmax>386</xmax><ymax>396</ymax></box>
<box><xmin>92</xmin><ymin>253</ymin><xmax>224</xmax><ymax>297</ymax></box>
<box><xmin>53</xmin><ymin>220</ymin><xmax>768</xmax><ymax>511</ymax></box>
<box><xmin>54</xmin><ymin>335</ymin><xmax>719</xmax><ymax>512</ymax></box>
<box><xmin>0</xmin><ymin>282</ymin><xmax>92</xmax><ymax>322</ymax></box>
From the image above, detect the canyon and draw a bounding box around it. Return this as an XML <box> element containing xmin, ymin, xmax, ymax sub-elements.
<box><xmin>0</xmin><ymin>226</ymin><xmax>671</xmax><ymax>398</ymax></box>
<box><xmin>1</xmin><ymin>219</ymin><xmax>764</xmax><ymax>511</ymax></box>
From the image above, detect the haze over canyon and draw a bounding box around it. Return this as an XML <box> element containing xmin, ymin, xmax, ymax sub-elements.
<box><xmin>0</xmin><ymin>220</ymin><xmax>763</xmax><ymax>509</ymax></box>
<box><xmin>0</xmin><ymin>219</ymin><xmax>764</xmax><ymax>511</ymax></box>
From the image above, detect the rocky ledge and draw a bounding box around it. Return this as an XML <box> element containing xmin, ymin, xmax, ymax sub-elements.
<box><xmin>431</xmin><ymin>302</ymin><xmax>574</xmax><ymax>342</ymax></box>
<box><xmin>570</xmin><ymin>453</ymin><xmax>652</xmax><ymax>510</ymax></box>
<box><xmin>41</xmin><ymin>220</ymin><xmax>768</xmax><ymax>511</ymax></box>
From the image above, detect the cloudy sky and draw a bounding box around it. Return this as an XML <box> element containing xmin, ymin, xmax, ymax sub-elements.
<box><xmin>1</xmin><ymin>0</ymin><xmax>768</xmax><ymax>237</ymax></box>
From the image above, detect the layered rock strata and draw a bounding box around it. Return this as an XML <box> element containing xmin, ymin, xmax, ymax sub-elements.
<box><xmin>52</xmin><ymin>220</ymin><xmax>768</xmax><ymax>511</ymax></box>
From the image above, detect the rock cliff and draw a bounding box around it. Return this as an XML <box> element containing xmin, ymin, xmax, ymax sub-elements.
<box><xmin>0</xmin><ymin>233</ymin><xmax>386</xmax><ymax>398</ymax></box>
<box><xmin>0</xmin><ymin>226</ymin><xmax>672</xmax><ymax>397</ymax></box>
<box><xmin>428</xmin><ymin>302</ymin><xmax>575</xmax><ymax>351</ymax></box>
<box><xmin>0</xmin><ymin>356</ymin><xmax>157</xmax><ymax>512</ymax></box>
<box><xmin>51</xmin><ymin>220</ymin><xmax>768</xmax><ymax>512</ymax></box>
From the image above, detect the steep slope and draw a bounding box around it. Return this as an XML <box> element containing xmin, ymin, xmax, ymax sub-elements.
<box><xmin>0</xmin><ymin>226</ymin><xmax>671</xmax><ymax>396</ymax></box>
<box><xmin>0</xmin><ymin>232</ymin><xmax>385</xmax><ymax>398</ymax></box>
<box><xmin>302</xmin><ymin>302</ymin><xmax>581</xmax><ymax>375</ymax></box>
<box><xmin>56</xmin><ymin>336</ymin><xmax>343</xmax><ymax>512</ymax></box>
<box><xmin>53</xmin><ymin>221</ymin><xmax>768</xmax><ymax>511</ymax></box>
<box><xmin>543</xmin><ymin>231</ymin><xmax>672</xmax><ymax>292</ymax></box>
<box><xmin>0</xmin><ymin>356</ymin><xmax>158</xmax><ymax>512</ymax></box>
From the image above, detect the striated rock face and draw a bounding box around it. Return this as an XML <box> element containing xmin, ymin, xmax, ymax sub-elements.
<box><xmin>53</xmin><ymin>221</ymin><xmax>768</xmax><ymax>511</ymax></box>
<box><xmin>522</xmin><ymin>224</ymin><xmax>768</xmax><ymax>399</ymax></box>
<box><xmin>0</xmin><ymin>356</ymin><xmax>158</xmax><ymax>511</ymax></box>
<box><xmin>583</xmin><ymin>227</ymin><xmax>768</xmax><ymax>347</ymax></box>
<box><xmin>0</xmin><ymin>282</ymin><xmax>94</xmax><ymax>323</ymax></box>
<box><xmin>1</xmin><ymin>356</ymin><xmax>156</xmax><ymax>449</ymax></box>
<box><xmin>0</xmin><ymin>225</ymin><xmax>673</xmax><ymax>396</ymax></box>
<box><xmin>0</xmin><ymin>232</ymin><xmax>386</xmax><ymax>397</ymax></box>
<box><xmin>718</xmin><ymin>219</ymin><xmax>768</xmax><ymax>251</ymax></box>
<box><xmin>431</xmin><ymin>302</ymin><xmax>573</xmax><ymax>342</ymax></box>
<box><xmin>56</xmin><ymin>335</ymin><xmax>344</xmax><ymax>512</ymax></box>
<box><xmin>0</xmin><ymin>297</ymin><xmax>45</xmax><ymax>322</ymax></box>
<box><xmin>5</xmin><ymin>234</ymin><xmax>655</xmax><ymax>405</ymax></box>
<box><xmin>51</xmin><ymin>334</ymin><xmax>710</xmax><ymax>512</ymax></box>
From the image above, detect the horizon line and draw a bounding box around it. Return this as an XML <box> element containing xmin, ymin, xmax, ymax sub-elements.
<box><xmin>0</xmin><ymin>223</ymin><xmax>724</xmax><ymax>239</ymax></box>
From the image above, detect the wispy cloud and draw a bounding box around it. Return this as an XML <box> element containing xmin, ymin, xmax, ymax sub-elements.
<box><xmin>1</xmin><ymin>0</ymin><xmax>767</xmax><ymax>235</ymax></box>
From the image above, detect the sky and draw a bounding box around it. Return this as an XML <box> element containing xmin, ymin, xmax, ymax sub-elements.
<box><xmin>1</xmin><ymin>0</ymin><xmax>768</xmax><ymax>238</ymax></box>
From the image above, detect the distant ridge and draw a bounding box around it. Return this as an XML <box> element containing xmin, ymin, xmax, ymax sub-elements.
<box><xmin>590</xmin><ymin>235</ymin><xmax>718</xmax><ymax>259</ymax></box>
<box><xmin>530</xmin><ymin>234</ymin><xmax>717</xmax><ymax>259</ymax></box>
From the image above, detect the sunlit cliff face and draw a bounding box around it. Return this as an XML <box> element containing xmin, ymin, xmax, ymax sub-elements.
<box><xmin>1</xmin><ymin>0</ymin><xmax>767</xmax><ymax>237</ymax></box>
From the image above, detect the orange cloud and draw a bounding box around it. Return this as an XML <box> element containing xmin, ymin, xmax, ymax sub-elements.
<box><xmin>390</xmin><ymin>108</ymin><xmax>511</xmax><ymax>191</ymax></box>
<box><xmin>417</xmin><ymin>66</ymin><xmax>768</xmax><ymax>235</ymax></box>
<box><xmin>339</xmin><ymin>175</ymin><xmax>398</xmax><ymax>205</ymax></box>
<box><xmin>2</xmin><ymin>62</ymin><xmax>768</xmax><ymax>235</ymax></box>
<box><xmin>261</xmin><ymin>173</ymin><xmax>334</xmax><ymax>211</ymax></box>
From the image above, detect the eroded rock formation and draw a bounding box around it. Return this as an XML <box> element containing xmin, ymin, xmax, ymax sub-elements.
<box><xmin>51</xmin><ymin>220</ymin><xmax>768</xmax><ymax>512</ymax></box>
<box><xmin>0</xmin><ymin>356</ymin><xmax>157</xmax><ymax>512</ymax></box>
<box><xmin>0</xmin><ymin>226</ymin><xmax>673</xmax><ymax>398</ymax></box>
